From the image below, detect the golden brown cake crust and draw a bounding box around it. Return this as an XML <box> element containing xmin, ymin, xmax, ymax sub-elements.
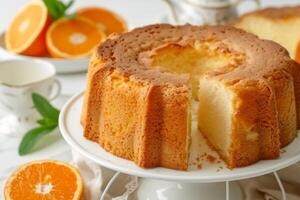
<box><xmin>236</xmin><ymin>7</ymin><xmax>300</xmax><ymax>126</ymax></box>
<box><xmin>97</xmin><ymin>24</ymin><xmax>292</xmax><ymax>82</ymax></box>
<box><xmin>82</xmin><ymin>24</ymin><xmax>300</xmax><ymax>170</ymax></box>
<box><xmin>240</xmin><ymin>6</ymin><xmax>300</xmax><ymax>19</ymax></box>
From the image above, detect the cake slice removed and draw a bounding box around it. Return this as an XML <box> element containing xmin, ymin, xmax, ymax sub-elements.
<box><xmin>198</xmin><ymin>76</ymin><xmax>280</xmax><ymax>168</ymax></box>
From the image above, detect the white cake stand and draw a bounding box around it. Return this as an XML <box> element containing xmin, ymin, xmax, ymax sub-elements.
<box><xmin>59</xmin><ymin>92</ymin><xmax>300</xmax><ymax>200</ymax></box>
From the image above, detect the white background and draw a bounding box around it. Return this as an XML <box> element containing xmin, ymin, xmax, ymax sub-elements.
<box><xmin>0</xmin><ymin>0</ymin><xmax>300</xmax><ymax>199</ymax></box>
<box><xmin>1</xmin><ymin>0</ymin><xmax>300</xmax><ymax>32</ymax></box>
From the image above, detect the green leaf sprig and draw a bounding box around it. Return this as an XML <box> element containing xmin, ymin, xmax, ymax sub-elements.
<box><xmin>18</xmin><ymin>93</ymin><xmax>60</xmax><ymax>155</ymax></box>
<box><xmin>43</xmin><ymin>0</ymin><xmax>75</xmax><ymax>20</ymax></box>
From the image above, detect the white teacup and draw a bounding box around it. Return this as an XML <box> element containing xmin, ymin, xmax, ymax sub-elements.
<box><xmin>0</xmin><ymin>59</ymin><xmax>61</xmax><ymax>136</ymax></box>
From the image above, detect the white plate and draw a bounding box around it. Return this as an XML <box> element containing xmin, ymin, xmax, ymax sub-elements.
<box><xmin>59</xmin><ymin>92</ymin><xmax>300</xmax><ymax>183</ymax></box>
<box><xmin>0</xmin><ymin>33</ymin><xmax>89</xmax><ymax>74</ymax></box>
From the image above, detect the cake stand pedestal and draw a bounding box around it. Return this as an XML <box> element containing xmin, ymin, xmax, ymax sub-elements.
<box><xmin>60</xmin><ymin>92</ymin><xmax>299</xmax><ymax>200</ymax></box>
<box><xmin>99</xmin><ymin>171</ymin><xmax>285</xmax><ymax>200</ymax></box>
<box><xmin>102</xmin><ymin>174</ymin><xmax>245</xmax><ymax>200</ymax></box>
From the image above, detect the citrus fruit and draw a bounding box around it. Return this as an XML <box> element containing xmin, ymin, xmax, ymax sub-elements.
<box><xmin>46</xmin><ymin>17</ymin><xmax>105</xmax><ymax>58</ymax></box>
<box><xmin>77</xmin><ymin>7</ymin><xmax>128</xmax><ymax>35</ymax></box>
<box><xmin>5</xmin><ymin>0</ymin><xmax>51</xmax><ymax>56</ymax></box>
<box><xmin>4</xmin><ymin>160</ymin><xmax>83</xmax><ymax>200</ymax></box>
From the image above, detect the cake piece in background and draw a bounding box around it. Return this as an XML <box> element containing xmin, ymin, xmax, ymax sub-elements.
<box><xmin>235</xmin><ymin>6</ymin><xmax>300</xmax><ymax>63</ymax></box>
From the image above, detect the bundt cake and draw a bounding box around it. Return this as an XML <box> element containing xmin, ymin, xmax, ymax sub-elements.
<box><xmin>235</xmin><ymin>6</ymin><xmax>300</xmax><ymax>64</ymax></box>
<box><xmin>81</xmin><ymin>24</ymin><xmax>300</xmax><ymax>170</ymax></box>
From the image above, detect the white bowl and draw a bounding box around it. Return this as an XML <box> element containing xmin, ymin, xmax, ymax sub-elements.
<box><xmin>0</xmin><ymin>32</ymin><xmax>89</xmax><ymax>74</ymax></box>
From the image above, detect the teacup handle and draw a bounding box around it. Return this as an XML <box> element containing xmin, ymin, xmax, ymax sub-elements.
<box><xmin>49</xmin><ymin>79</ymin><xmax>61</xmax><ymax>101</ymax></box>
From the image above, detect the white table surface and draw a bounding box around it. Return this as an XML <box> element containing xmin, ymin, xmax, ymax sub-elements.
<box><xmin>0</xmin><ymin>0</ymin><xmax>299</xmax><ymax>199</ymax></box>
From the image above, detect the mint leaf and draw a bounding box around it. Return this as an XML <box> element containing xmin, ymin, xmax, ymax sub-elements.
<box><xmin>37</xmin><ymin>118</ymin><xmax>57</xmax><ymax>127</ymax></box>
<box><xmin>43</xmin><ymin>0</ymin><xmax>61</xmax><ymax>20</ymax></box>
<box><xmin>43</xmin><ymin>0</ymin><xmax>75</xmax><ymax>20</ymax></box>
<box><xmin>57</xmin><ymin>1</ymin><xmax>67</xmax><ymax>15</ymax></box>
<box><xmin>19</xmin><ymin>126</ymin><xmax>56</xmax><ymax>155</ymax></box>
<box><xmin>32</xmin><ymin>93</ymin><xmax>60</xmax><ymax>121</ymax></box>
<box><xmin>18</xmin><ymin>93</ymin><xmax>60</xmax><ymax>156</ymax></box>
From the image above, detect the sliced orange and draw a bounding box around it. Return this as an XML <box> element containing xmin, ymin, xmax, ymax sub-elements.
<box><xmin>4</xmin><ymin>160</ymin><xmax>83</xmax><ymax>200</ymax></box>
<box><xmin>46</xmin><ymin>17</ymin><xmax>105</xmax><ymax>58</ymax></box>
<box><xmin>77</xmin><ymin>7</ymin><xmax>128</xmax><ymax>35</ymax></box>
<box><xmin>5</xmin><ymin>0</ymin><xmax>51</xmax><ymax>56</ymax></box>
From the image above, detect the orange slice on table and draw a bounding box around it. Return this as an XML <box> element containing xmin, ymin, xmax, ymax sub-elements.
<box><xmin>77</xmin><ymin>7</ymin><xmax>128</xmax><ymax>35</ymax></box>
<box><xmin>46</xmin><ymin>17</ymin><xmax>106</xmax><ymax>58</ymax></box>
<box><xmin>5</xmin><ymin>0</ymin><xmax>51</xmax><ymax>56</ymax></box>
<box><xmin>4</xmin><ymin>160</ymin><xmax>83</xmax><ymax>200</ymax></box>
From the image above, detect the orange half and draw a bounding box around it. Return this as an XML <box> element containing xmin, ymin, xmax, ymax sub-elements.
<box><xmin>77</xmin><ymin>7</ymin><xmax>128</xmax><ymax>35</ymax></box>
<box><xmin>46</xmin><ymin>17</ymin><xmax>106</xmax><ymax>58</ymax></box>
<box><xmin>5</xmin><ymin>0</ymin><xmax>51</xmax><ymax>56</ymax></box>
<box><xmin>4</xmin><ymin>160</ymin><xmax>83</xmax><ymax>200</ymax></box>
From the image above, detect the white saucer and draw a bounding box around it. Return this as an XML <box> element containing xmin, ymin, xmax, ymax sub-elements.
<box><xmin>0</xmin><ymin>33</ymin><xmax>89</xmax><ymax>74</ymax></box>
<box><xmin>59</xmin><ymin>91</ymin><xmax>300</xmax><ymax>183</ymax></box>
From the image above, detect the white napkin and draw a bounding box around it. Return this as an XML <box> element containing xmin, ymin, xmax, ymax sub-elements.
<box><xmin>71</xmin><ymin>150</ymin><xmax>113</xmax><ymax>200</ymax></box>
<box><xmin>238</xmin><ymin>162</ymin><xmax>300</xmax><ymax>200</ymax></box>
<box><xmin>71</xmin><ymin>150</ymin><xmax>138</xmax><ymax>200</ymax></box>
